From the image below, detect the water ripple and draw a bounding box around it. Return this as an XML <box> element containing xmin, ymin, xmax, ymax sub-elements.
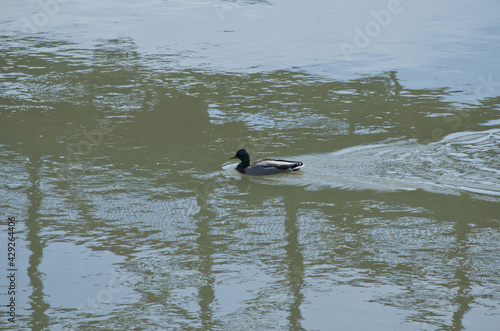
<box><xmin>225</xmin><ymin>129</ymin><xmax>500</xmax><ymax>200</ymax></box>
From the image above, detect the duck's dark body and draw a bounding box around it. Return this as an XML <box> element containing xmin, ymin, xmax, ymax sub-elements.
<box><xmin>231</xmin><ymin>149</ymin><xmax>304</xmax><ymax>176</ymax></box>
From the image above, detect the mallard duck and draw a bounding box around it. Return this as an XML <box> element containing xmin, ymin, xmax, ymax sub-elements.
<box><xmin>230</xmin><ymin>149</ymin><xmax>304</xmax><ymax>175</ymax></box>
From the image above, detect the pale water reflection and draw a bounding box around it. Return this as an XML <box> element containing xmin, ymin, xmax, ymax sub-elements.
<box><xmin>1</xmin><ymin>0</ymin><xmax>500</xmax><ymax>330</ymax></box>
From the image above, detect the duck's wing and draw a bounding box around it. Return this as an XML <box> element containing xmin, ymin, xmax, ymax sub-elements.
<box><xmin>252</xmin><ymin>158</ymin><xmax>304</xmax><ymax>171</ymax></box>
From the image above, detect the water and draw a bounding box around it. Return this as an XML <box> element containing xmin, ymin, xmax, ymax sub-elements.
<box><xmin>1</xmin><ymin>1</ymin><xmax>500</xmax><ymax>330</ymax></box>
<box><xmin>228</xmin><ymin>129</ymin><xmax>500</xmax><ymax>196</ymax></box>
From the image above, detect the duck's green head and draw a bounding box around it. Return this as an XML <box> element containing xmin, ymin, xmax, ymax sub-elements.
<box><xmin>230</xmin><ymin>149</ymin><xmax>250</xmax><ymax>166</ymax></box>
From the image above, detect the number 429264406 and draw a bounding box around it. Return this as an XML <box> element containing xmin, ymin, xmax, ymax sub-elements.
<box><xmin>7</xmin><ymin>217</ymin><xmax>16</xmax><ymax>268</ymax></box>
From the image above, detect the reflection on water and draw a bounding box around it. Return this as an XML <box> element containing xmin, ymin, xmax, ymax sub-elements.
<box><xmin>1</xmin><ymin>2</ymin><xmax>500</xmax><ymax>329</ymax></box>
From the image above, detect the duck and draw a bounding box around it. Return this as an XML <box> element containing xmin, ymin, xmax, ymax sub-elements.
<box><xmin>230</xmin><ymin>149</ymin><xmax>304</xmax><ymax>175</ymax></box>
